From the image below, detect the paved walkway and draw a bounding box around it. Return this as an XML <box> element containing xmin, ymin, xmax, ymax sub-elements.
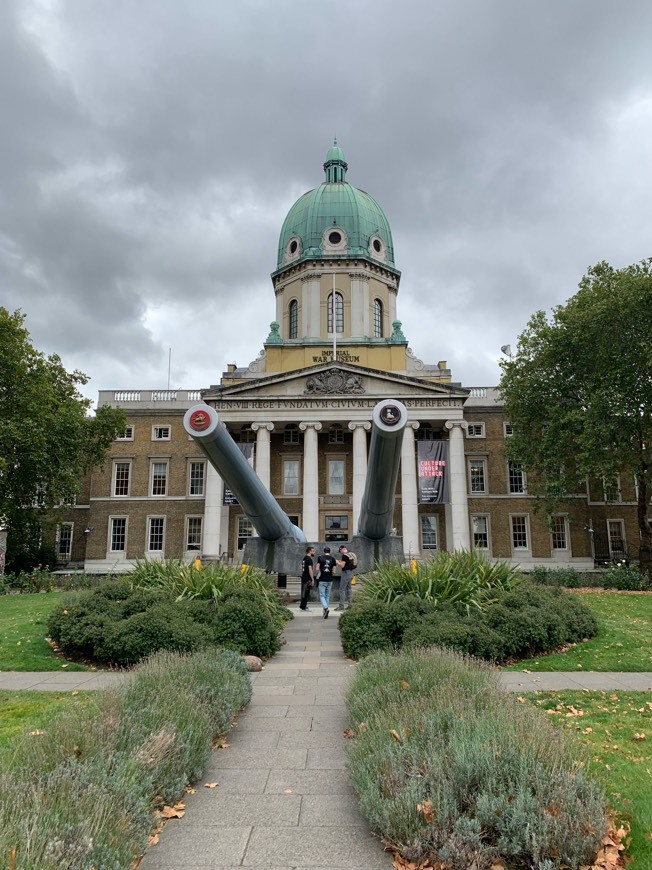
<box><xmin>2</xmin><ymin>612</ymin><xmax>651</xmax><ymax>869</ymax></box>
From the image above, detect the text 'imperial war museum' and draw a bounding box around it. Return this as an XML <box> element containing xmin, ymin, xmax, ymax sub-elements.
<box><xmin>58</xmin><ymin>143</ymin><xmax>640</xmax><ymax>571</ymax></box>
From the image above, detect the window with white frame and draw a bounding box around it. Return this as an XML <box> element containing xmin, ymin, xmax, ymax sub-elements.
<box><xmin>283</xmin><ymin>424</ymin><xmax>300</xmax><ymax>445</ymax></box>
<box><xmin>110</xmin><ymin>517</ymin><xmax>127</xmax><ymax>552</ymax></box>
<box><xmin>467</xmin><ymin>423</ymin><xmax>485</xmax><ymax>438</ymax></box>
<box><xmin>186</xmin><ymin>516</ymin><xmax>202</xmax><ymax>551</ymax></box>
<box><xmin>289</xmin><ymin>299</ymin><xmax>298</xmax><ymax>339</ymax></box>
<box><xmin>148</xmin><ymin>517</ymin><xmax>165</xmax><ymax>551</ymax></box>
<box><xmin>508</xmin><ymin>461</ymin><xmax>526</xmax><ymax>493</ymax></box>
<box><xmin>510</xmin><ymin>515</ymin><xmax>529</xmax><ymax>550</ymax></box>
<box><xmin>328</xmin><ymin>458</ymin><xmax>345</xmax><ymax>495</ymax></box>
<box><xmin>328</xmin><ymin>425</ymin><xmax>344</xmax><ymax>444</ymax></box>
<box><xmin>283</xmin><ymin>459</ymin><xmax>300</xmax><ymax>495</ymax></box>
<box><xmin>151</xmin><ymin>461</ymin><xmax>168</xmax><ymax>496</ymax></box>
<box><xmin>550</xmin><ymin>515</ymin><xmax>568</xmax><ymax>550</ymax></box>
<box><xmin>415</xmin><ymin>425</ymin><xmax>437</xmax><ymax>440</ymax></box>
<box><xmin>327</xmin><ymin>292</ymin><xmax>344</xmax><ymax>333</ymax></box>
<box><xmin>471</xmin><ymin>515</ymin><xmax>489</xmax><ymax>550</ymax></box>
<box><xmin>239</xmin><ymin>426</ymin><xmax>256</xmax><ymax>443</ymax></box>
<box><xmin>420</xmin><ymin>515</ymin><xmax>438</xmax><ymax>549</ymax></box>
<box><xmin>188</xmin><ymin>461</ymin><xmax>205</xmax><ymax>496</ymax></box>
<box><xmin>504</xmin><ymin>422</ymin><xmax>513</xmax><ymax>437</ymax></box>
<box><xmin>468</xmin><ymin>459</ymin><xmax>487</xmax><ymax>494</ymax></box>
<box><xmin>607</xmin><ymin>519</ymin><xmax>626</xmax><ymax>560</ymax></box>
<box><xmin>237</xmin><ymin>516</ymin><xmax>254</xmax><ymax>550</ymax></box>
<box><xmin>373</xmin><ymin>298</ymin><xmax>383</xmax><ymax>338</ymax></box>
<box><xmin>152</xmin><ymin>425</ymin><xmax>171</xmax><ymax>441</ymax></box>
<box><xmin>57</xmin><ymin>523</ymin><xmax>73</xmax><ymax>559</ymax></box>
<box><xmin>113</xmin><ymin>461</ymin><xmax>131</xmax><ymax>497</ymax></box>
<box><xmin>603</xmin><ymin>475</ymin><xmax>621</xmax><ymax>503</ymax></box>
<box><xmin>115</xmin><ymin>425</ymin><xmax>134</xmax><ymax>441</ymax></box>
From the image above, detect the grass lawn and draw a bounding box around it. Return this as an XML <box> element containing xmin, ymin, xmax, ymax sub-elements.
<box><xmin>0</xmin><ymin>690</ymin><xmax>93</xmax><ymax>750</ymax></box>
<box><xmin>504</xmin><ymin>590</ymin><xmax>652</xmax><ymax>671</ymax></box>
<box><xmin>0</xmin><ymin>592</ymin><xmax>90</xmax><ymax>671</ymax></box>
<box><xmin>523</xmin><ymin>689</ymin><xmax>652</xmax><ymax>869</ymax></box>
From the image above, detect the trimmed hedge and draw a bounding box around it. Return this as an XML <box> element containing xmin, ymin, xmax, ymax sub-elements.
<box><xmin>339</xmin><ymin>583</ymin><xmax>598</xmax><ymax>661</ymax></box>
<box><xmin>47</xmin><ymin>579</ymin><xmax>285</xmax><ymax>665</ymax></box>
<box><xmin>0</xmin><ymin>647</ymin><xmax>252</xmax><ymax>869</ymax></box>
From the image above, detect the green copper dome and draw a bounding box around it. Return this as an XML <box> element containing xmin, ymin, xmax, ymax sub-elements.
<box><xmin>275</xmin><ymin>141</ymin><xmax>398</xmax><ymax>275</ymax></box>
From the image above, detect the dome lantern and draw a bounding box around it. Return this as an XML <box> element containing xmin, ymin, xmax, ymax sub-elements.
<box><xmin>323</xmin><ymin>138</ymin><xmax>348</xmax><ymax>183</ymax></box>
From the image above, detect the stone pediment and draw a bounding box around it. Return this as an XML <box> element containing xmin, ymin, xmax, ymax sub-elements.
<box><xmin>203</xmin><ymin>362</ymin><xmax>468</xmax><ymax>407</ymax></box>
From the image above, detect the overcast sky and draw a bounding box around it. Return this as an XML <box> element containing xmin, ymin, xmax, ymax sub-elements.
<box><xmin>3</xmin><ymin>0</ymin><xmax>652</xmax><ymax>403</ymax></box>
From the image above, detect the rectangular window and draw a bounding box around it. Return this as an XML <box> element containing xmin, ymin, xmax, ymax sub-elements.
<box><xmin>325</xmin><ymin>515</ymin><xmax>348</xmax><ymax>530</ymax></box>
<box><xmin>237</xmin><ymin>516</ymin><xmax>254</xmax><ymax>550</ymax></box>
<box><xmin>115</xmin><ymin>425</ymin><xmax>134</xmax><ymax>441</ymax></box>
<box><xmin>186</xmin><ymin>516</ymin><xmax>202</xmax><ymax>551</ymax></box>
<box><xmin>420</xmin><ymin>515</ymin><xmax>438</xmax><ymax>549</ymax></box>
<box><xmin>504</xmin><ymin>422</ymin><xmax>513</xmax><ymax>437</ymax></box>
<box><xmin>151</xmin><ymin>462</ymin><xmax>168</xmax><ymax>496</ymax></box>
<box><xmin>607</xmin><ymin>520</ymin><xmax>626</xmax><ymax>560</ymax></box>
<box><xmin>511</xmin><ymin>515</ymin><xmax>529</xmax><ymax>550</ymax></box>
<box><xmin>551</xmin><ymin>515</ymin><xmax>568</xmax><ymax>550</ymax></box>
<box><xmin>148</xmin><ymin>517</ymin><xmax>165</xmax><ymax>552</ymax></box>
<box><xmin>508</xmin><ymin>461</ymin><xmax>526</xmax><ymax>493</ymax></box>
<box><xmin>328</xmin><ymin>459</ymin><xmax>345</xmax><ymax>495</ymax></box>
<box><xmin>283</xmin><ymin>426</ymin><xmax>300</xmax><ymax>444</ymax></box>
<box><xmin>110</xmin><ymin>517</ymin><xmax>127</xmax><ymax>552</ymax></box>
<box><xmin>188</xmin><ymin>461</ymin><xmax>205</xmax><ymax>496</ymax></box>
<box><xmin>113</xmin><ymin>461</ymin><xmax>131</xmax><ymax>497</ymax></box>
<box><xmin>57</xmin><ymin>523</ymin><xmax>73</xmax><ymax>559</ymax></box>
<box><xmin>603</xmin><ymin>476</ymin><xmax>621</xmax><ymax>503</ymax></box>
<box><xmin>469</xmin><ymin>459</ymin><xmax>486</xmax><ymax>493</ymax></box>
<box><xmin>283</xmin><ymin>459</ymin><xmax>300</xmax><ymax>495</ymax></box>
<box><xmin>328</xmin><ymin>427</ymin><xmax>345</xmax><ymax>444</ymax></box>
<box><xmin>467</xmin><ymin>423</ymin><xmax>485</xmax><ymax>438</ymax></box>
<box><xmin>152</xmin><ymin>425</ymin><xmax>171</xmax><ymax>441</ymax></box>
<box><xmin>471</xmin><ymin>515</ymin><xmax>489</xmax><ymax>549</ymax></box>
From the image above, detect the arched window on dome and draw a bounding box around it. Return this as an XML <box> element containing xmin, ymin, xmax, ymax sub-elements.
<box><xmin>327</xmin><ymin>292</ymin><xmax>344</xmax><ymax>334</ymax></box>
<box><xmin>373</xmin><ymin>299</ymin><xmax>384</xmax><ymax>338</ymax></box>
<box><xmin>288</xmin><ymin>300</ymin><xmax>298</xmax><ymax>339</ymax></box>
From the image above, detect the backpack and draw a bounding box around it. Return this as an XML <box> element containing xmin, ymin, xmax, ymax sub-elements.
<box><xmin>347</xmin><ymin>551</ymin><xmax>358</xmax><ymax>568</ymax></box>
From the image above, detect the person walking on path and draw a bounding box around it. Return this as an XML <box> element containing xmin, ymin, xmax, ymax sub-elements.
<box><xmin>316</xmin><ymin>546</ymin><xmax>337</xmax><ymax>618</ymax></box>
<box><xmin>335</xmin><ymin>545</ymin><xmax>354</xmax><ymax>610</ymax></box>
<box><xmin>299</xmin><ymin>545</ymin><xmax>316</xmax><ymax>611</ymax></box>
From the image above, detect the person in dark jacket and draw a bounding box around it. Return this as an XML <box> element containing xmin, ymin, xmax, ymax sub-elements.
<box><xmin>316</xmin><ymin>546</ymin><xmax>337</xmax><ymax>618</ymax></box>
<box><xmin>299</xmin><ymin>546</ymin><xmax>316</xmax><ymax>611</ymax></box>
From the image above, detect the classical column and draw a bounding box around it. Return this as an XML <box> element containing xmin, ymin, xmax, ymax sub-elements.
<box><xmin>444</xmin><ymin>420</ymin><xmax>470</xmax><ymax>550</ymax></box>
<box><xmin>299</xmin><ymin>421</ymin><xmax>322</xmax><ymax>541</ymax></box>
<box><xmin>348</xmin><ymin>421</ymin><xmax>371</xmax><ymax>533</ymax></box>
<box><xmin>203</xmin><ymin>464</ymin><xmax>228</xmax><ymax>559</ymax></box>
<box><xmin>252</xmin><ymin>423</ymin><xmax>274</xmax><ymax>490</ymax></box>
<box><xmin>349</xmin><ymin>272</ymin><xmax>369</xmax><ymax>339</ymax></box>
<box><xmin>301</xmin><ymin>274</ymin><xmax>322</xmax><ymax>338</ymax></box>
<box><xmin>400</xmin><ymin>422</ymin><xmax>420</xmax><ymax>558</ymax></box>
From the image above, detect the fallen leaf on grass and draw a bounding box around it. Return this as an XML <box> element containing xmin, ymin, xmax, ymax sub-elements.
<box><xmin>343</xmin><ymin>727</ymin><xmax>355</xmax><ymax>738</ymax></box>
<box><xmin>161</xmin><ymin>805</ymin><xmax>185</xmax><ymax>819</ymax></box>
<box><xmin>633</xmin><ymin>733</ymin><xmax>646</xmax><ymax>741</ymax></box>
<box><xmin>71</xmin><ymin>690</ymin><xmax>79</xmax><ymax>696</ymax></box>
<box><xmin>29</xmin><ymin>729</ymin><xmax>45</xmax><ymax>736</ymax></box>
<box><xmin>204</xmin><ymin>782</ymin><xmax>218</xmax><ymax>788</ymax></box>
<box><xmin>399</xmin><ymin>680</ymin><xmax>410</xmax><ymax>689</ymax></box>
<box><xmin>417</xmin><ymin>800</ymin><xmax>434</xmax><ymax>822</ymax></box>
<box><xmin>390</xmin><ymin>729</ymin><xmax>404</xmax><ymax>744</ymax></box>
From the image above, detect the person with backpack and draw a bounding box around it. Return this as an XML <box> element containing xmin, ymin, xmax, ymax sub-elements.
<box><xmin>299</xmin><ymin>545</ymin><xmax>316</xmax><ymax>612</ymax></box>
<box><xmin>316</xmin><ymin>546</ymin><xmax>337</xmax><ymax>618</ymax></box>
<box><xmin>336</xmin><ymin>545</ymin><xmax>356</xmax><ymax>610</ymax></box>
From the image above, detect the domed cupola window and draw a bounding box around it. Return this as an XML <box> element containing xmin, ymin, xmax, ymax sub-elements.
<box><xmin>284</xmin><ymin>236</ymin><xmax>302</xmax><ymax>264</ymax></box>
<box><xmin>322</xmin><ymin>225</ymin><xmax>347</xmax><ymax>253</ymax></box>
<box><xmin>369</xmin><ymin>235</ymin><xmax>387</xmax><ymax>262</ymax></box>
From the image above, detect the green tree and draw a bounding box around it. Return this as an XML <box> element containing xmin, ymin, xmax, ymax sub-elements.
<box><xmin>0</xmin><ymin>309</ymin><xmax>125</xmax><ymax>566</ymax></box>
<box><xmin>499</xmin><ymin>260</ymin><xmax>652</xmax><ymax>577</ymax></box>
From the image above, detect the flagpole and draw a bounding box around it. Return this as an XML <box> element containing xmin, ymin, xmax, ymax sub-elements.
<box><xmin>332</xmin><ymin>273</ymin><xmax>337</xmax><ymax>362</ymax></box>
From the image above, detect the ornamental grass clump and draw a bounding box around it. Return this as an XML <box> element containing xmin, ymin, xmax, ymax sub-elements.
<box><xmin>0</xmin><ymin>647</ymin><xmax>251</xmax><ymax>870</ymax></box>
<box><xmin>359</xmin><ymin>550</ymin><xmax>523</xmax><ymax>609</ymax></box>
<box><xmin>346</xmin><ymin>646</ymin><xmax>608</xmax><ymax>870</ymax></box>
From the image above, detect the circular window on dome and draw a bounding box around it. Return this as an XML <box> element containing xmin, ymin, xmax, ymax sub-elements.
<box><xmin>285</xmin><ymin>236</ymin><xmax>301</xmax><ymax>263</ymax></box>
<box><xmin>329</xmin><ymin>231</ymin><xmax>342</xmax><ymax>245</ymax></box>
<box><xmin>369</xmin><ymin>235</ymin><xmax>386</xmax><ymax>261</ymax></box>
<box><xmin>289</xmin><ymin>240</ymin><xmax>298</xmax><ymax>254</ymax></box>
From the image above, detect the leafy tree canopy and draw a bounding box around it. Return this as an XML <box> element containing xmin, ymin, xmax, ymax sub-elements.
<box><xmin>0</xmin><ymin>308</ymin><xmax>125</xmax><ymax>551</ymax></box>
<box><xmin>499</xmin><ymin>260</ymin><xmax>652</xmax><ymax>574</ymax></box>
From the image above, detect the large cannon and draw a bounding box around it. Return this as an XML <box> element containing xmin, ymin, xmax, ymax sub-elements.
<box><xmin>183</xmin><ymin>399</ymin><xmax>407</xmax><ymax>573</ymax></box>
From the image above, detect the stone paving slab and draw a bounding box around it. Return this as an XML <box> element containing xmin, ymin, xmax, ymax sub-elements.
<box><xmin>140</xmin><ymin>825</ymin><xmax>251</xmax><ymax>867</ymax></box>
<box><xmin>243</xmin><ymin>826</ymin><xmax>390</xmax><ymax>868</ymax></box>
<box><xmin>298</xmin><ymin>794</ymin><xmax>368</xmax><ymax>827</ymax></box>
<box><xmin>177</xmin><ymin>794</ymin><xmax>301</xmax><ymax>826</ymax></box>
<box><xmin>210</xmin><ymin>748</ymin><xmax>307</xmax><ymax>770</ymax></box>
<box><xmin>264</xmin><ymin>769</ymin><xmax>353</xmax><ymax>795</ymax></box>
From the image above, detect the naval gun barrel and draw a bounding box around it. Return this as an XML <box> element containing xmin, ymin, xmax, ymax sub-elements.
<box><xmin>183</xmin><ymin>405</ymin><xmax>305</xmax><ymax>544</ymax></box>
<box><xmin>357</xmin><ymin>399</ymin><xmax>408</xmax><ymax>541</ymax></box>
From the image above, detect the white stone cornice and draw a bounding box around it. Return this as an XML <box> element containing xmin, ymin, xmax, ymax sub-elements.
<box><xmin>348</xmin><ymin>421</ymin><xmax>371</xmax><ymax>431</ymax></box>
<box><xmin>348</xmin><ymin>272</ymin><xmax>368</xmax><ymax>281</ymax></box>
<box><xmin>299</xmin><ymin>421</ymin><xmax>323</xmax><ymax>432</ymax></box>
<box><xmin>301</xmin><ymin>273</ymin><xmax>322</xmax><ymax>283</ymax></box>
<box><xmin>251</xmin><ymin>422</ymin><xmax>274</xmax><ymax>432</ymax></box>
